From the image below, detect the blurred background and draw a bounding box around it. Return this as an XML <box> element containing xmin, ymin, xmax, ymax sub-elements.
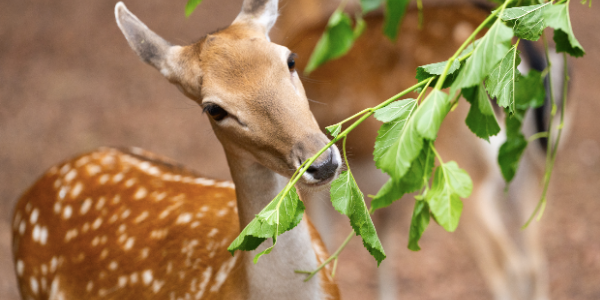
<box><xmin>1</xmin><ymin>0</ymin><xmax>599</xmax><ymax>299</ymax></box>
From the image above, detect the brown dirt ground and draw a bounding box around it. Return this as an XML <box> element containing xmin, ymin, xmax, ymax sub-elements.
<box><xmin>1</xmin><ymin>0</ymin><xmax>599</xmax><ymax>299</ymax></box>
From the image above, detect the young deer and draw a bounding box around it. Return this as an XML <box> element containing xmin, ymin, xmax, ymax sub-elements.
<box><xmin>12</xmin><ymin>1</ymin><xmax>341</xmax><ymax>299</ymax></box>
<box><xmin>275</xmin><ymin>1</ymin><xmax>554</xmax><ymax>300</ymax></box>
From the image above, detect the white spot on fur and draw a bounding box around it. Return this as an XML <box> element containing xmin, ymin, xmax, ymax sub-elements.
<box><xmin>118</xmin><ymin>276</ymin><xmax>128</xmax><ymax>288</ymax></box>
<box><xmin>65</xmin><ymin>229</ymin><xmax>78</xmax><ymax>242</ymax></box>
<box><xmin>100</xmin><ymin>249</ymin><xmax>109</xmax><ymax>260</ymax></box>
<box><xmin>50</xmin><ymin>257</ymin><xmax>58</xmax><ymax>273</ymax></box>
<box><xmin>82</xmin><ymin>222</ymin><xmax>90</xmax><ymax>233</ymax></box>
<box><xmin>70</xmin><ymin>182</ymin><xmax>83</xmax><ymax>198</ymax></box>
<box><xmin>92</xmin><ymin>236</ymin><xmax>100</xmax><ymax>247</ymax></box>
<box><xmin>53</xmin><ymin>179</ymin><xmax>62</xmax><ymax>189</ymax></box>
<box><xmin>112</xmin><ymin>195</ymin><xmax>121</xmax><ymax>204</ymax></box>
<box><xmin>39</xmin><ymin>226</ymin><xmax>48</xmax><ymax>245</ymax></box>
<box><xmin>30</xmin><ymin>277</ymin><xmax>39</xmax><ymax>295</ymax></box>
<box><xmin>113</xmin><ymin>173</ymin><xmax>124</xmax><ymax>183</ymax></box>
<box><xmin>32</xmin><ymin>225</ymin><xmax>40</xmax><ymax>242</ymax></box>
<box><xmin>216</xmin><ymin>209</ymin><xmax>228</xmax><ymax>217</ymax></box>
<box><xmin>58</xmin><ymin>187</ymin><xmax>67</xmax><ymax>200</ymax></box>
<box><xmin>152</xmin><ymin>280</ymin><xmax>164</xmax><ymax>293</ymax></box>
<box><xmin>54</xmin><ymin>202</ymin><xmax>62</xmax><ymax>214</ymax></box>
<box><xmin>194</xmin><ymin>178</ymin><xmax>216</xmax><ymax>186</ymax></box>
<box><xmin>134</xmin><ymin>187</ymin><xmax>147</xmax><ymax>200</ymax></box>
<box><xmin>140</xmin><ymin>247</ymin><xmax>150</xmax><ymax>259</ymax></box>
<box><xmin>60</xmin><ymin>164</ymin><xmax>71</xmax><ymax>175</ymax></box>
<box><xmin>121</xmin><ymin>209</ymin><xmax>131</xmax><ymax>219</ymax></box>
<box><xmin>195</xmin><ymin>266</ymin><xmax>213</xmax><ymax>299</ymax></box>
<box><xmin>125</xmin><ymin>178</ymin><xmax>136</xmax><ymax>187</ymax></box>
<box><xmin>150</xmin><ymin>229</ymin><xmax>168</xmax><ymax>240</ymax></box>
<box><xmin>191</xmin><ymin>221</ymin><xmax>200</xmax><ymax>229</ymax></box>
<box><xmin>41</xmin><ymin>264</ymin><xmax>48</xmax><ymax>276</ymax></box>
<box><xmin>210</xmin><ymin>255</ymin><xmax>238</xmax><ymax>292</ymax></box>
<box><xmin>109</xmin><ymin>214</ymin><xmax>118</xmax><ymax>224</ymax></box>
<box><xmin>98</xmin><ymin>174</ymin><xmax>110</xmax><ymax>185</ymax></box>
<box><xmin>75</xmin><ymin>156</ymin><xmax>90</xmax><ymax>167</ymax></box>
<box><xmin>118</xmin><ymin>224</ymin><xmax>126</xmax><ymax>233</ymax></box>
<box><xmin>153</xmin><ymin>192</ymin><xmax>167</xmax><ymax>202</ymax></box>
<box><xmin>200</xmin><ymin>206</ymin><xmax>209</xmax><ymax>212</ymax></box>
<box><xmin>176</xmin><ymin>213</ymin><xmax>192</xmax><ymax>224</ymax></box>
<box><xmin>207</xmin><ymin>228</ymin><xmax>219</xmax><ymax>238</ymax></box>
<box><xmin>19</xmin><ymin>220</ymin><xmax>26</xmax><ymax>235</ymax></box>
<box><xmin>142</xmin><ymin>270</ymin><xmax>153</xmax><ymax>286</ymax></box>
<box><xmin>124</xmin><ymin>237</ymin><xmax>135</xmax><ymax>250</ymax></box>
<box><xmin>86</xmin><ymin>281</ymin><xmax>94</xmax><ymax>292</ymax></box>
<box><xmin>65</xmin><ymin>169</ymin><xmax>77</xmax><ymax>182</ymax></box>
<box><xmin>135</xmin><ymin>211</ymin><xmax>149</xmax><ymax>223</ymax></box>
<box><xmin>130</xmin><ymin>272</ymin><xmax>139</xmax><ymax>284</ymax></box>
<box><xmin>92</xmin><ymin>218</ymin><xmax>102</xmax><ymax>230</ymax></box>
<box><xmin>16</xmin><ymin>260</ymin><xmax>24</xmax><ymax>276</ymax></box>
<box><xmin>86</xmin><ymin>164</ymin><xmax>101</xmax><ymax>176</ymax></box>
<box><xmin>216</xmin><ymin>181</ymin><xmax>235</xmax><ymax>189</ymax></box>
<box><xmin>108</xmin><ymin>261</ymin><xmax>118</xmax><ymax>271</ymax></box>
<box><xmin>49</xmin><ymin>278</ymin><xmax>61</xmax><ymax>299</ymax></box>
<box><xmin>95</xmin><ymin>197</ymin><xmax>106</xmax><ymax>210</ymax></box>
<box><xmin>80</xmin><ymin>198</ymin><xmax>92</xmax><ymax>215</ymax></box>
<box><xmin>63</xmin><ymin>206</ymin><xmax>72</xmax><ymax>219</ymax></box>
<box><xmin>30</xmin><ymin>208</ymin><xmax>39</xmax><ymax>224</ymax></box>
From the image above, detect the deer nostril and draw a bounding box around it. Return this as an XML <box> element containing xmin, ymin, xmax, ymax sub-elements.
<box><xmin>304</xmin><ymin>150</ymin><xmax>339</xmax><ymax>181</ymax></box>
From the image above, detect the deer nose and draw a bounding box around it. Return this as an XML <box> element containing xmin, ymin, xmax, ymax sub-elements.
<box><xmin>303</xmin><ymin>146</ymin><xmax>341</xmax><ymax>183</ymax></box>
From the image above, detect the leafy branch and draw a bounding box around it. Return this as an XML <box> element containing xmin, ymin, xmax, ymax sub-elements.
<box><xmin>185</xmin><ymin>0</ymin><xmax>588</xmax><ymax>277</ymax></box>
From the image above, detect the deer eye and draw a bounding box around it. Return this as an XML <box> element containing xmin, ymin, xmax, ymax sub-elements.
<box><xmin>203</xmin><ymin>104</ymin><xmax>228</xmax><ymax>121</ymax></box>
<box><xmin>287</xmin><ymin>53</ymin><xmax>297</xmax><ymax>71</ymax></box>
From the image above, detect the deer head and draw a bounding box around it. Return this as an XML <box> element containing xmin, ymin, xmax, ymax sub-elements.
<box><xmin>115</xmin><ymin>1</ymin><xmax>341</xmax><ymax>190</ymax></box>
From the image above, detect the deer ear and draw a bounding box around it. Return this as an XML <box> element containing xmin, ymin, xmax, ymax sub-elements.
<box><xmin>233</xmin><ymin>0</ymin><xmax>279</xmax><ymax>39</ymax></box>
<box><xmin>115</xmin><ymin>2</ymin><xmax>182</xmax><ymax>79</ymax></box>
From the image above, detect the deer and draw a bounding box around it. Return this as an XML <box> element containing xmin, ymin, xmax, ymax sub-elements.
<box><xmin>11</xmin><ymin>1</ymin><xmax>342</xmax><ymax>299</ymax></box>
<box><xmin>273</xmin><ymin>1</ymin><xmax>560</xmax><ymax>300</ymax></box>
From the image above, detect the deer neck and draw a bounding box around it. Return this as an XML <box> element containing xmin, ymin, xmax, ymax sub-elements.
<box><xmin>225</xmin><ymin>152</ymin><xmax>323</xmax><ymax>300</ymax></box>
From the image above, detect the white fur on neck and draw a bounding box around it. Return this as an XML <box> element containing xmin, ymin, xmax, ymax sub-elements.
<box><xmin>227</xmin><ymin>156</ymin><xmax>323</xmax><ymax>300</ymax></box>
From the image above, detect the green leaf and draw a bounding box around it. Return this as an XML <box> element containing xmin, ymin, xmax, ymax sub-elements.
<box><xmin>415</xmin><ymin>59</ymin><xmax>462</xmax><ymax>89</ymax></box>
<box><xmin>228</xmin><ymin>187</ymin><xmax>305</xmax><ymax>262</ymax></box>
<box><xmin>451</xmin><ymin>21</ymin><xmax>513</xmax><ymax>92</ymax></box>
<box><xmin>414</xmin><ymin>90</ymin><xmax>450</xmax><ymax>140</ymax></box>
<box><xmin>463</xmin><ymin>84</ymin><xmax>501</xmax><ymax>141</ymax></box>
<box><xmin>374</xmin><ymin>98</ymin><xmax>417</xmax><ymax>123</ymax></box>
<box><xmin>383</xmin><ymin>0</ymin><xmax>410</xmax><ymax>41</ymax></box>
<box><xmin>326</xmin><ymin>124</ymin><xmax>342</xmax><ymax>138</ymax></box>
<box><xmin>501</xmin><ymin>3</ymin><xmax>550</xmax><ymax>41</ymax></box>
<box><xmin>185</xmin><ymin>0</ymin><xmax>203</xmax><ymax>17</ymax></box>
<box><xmin>498</xmin><ymin>128</ymin><xmax>528</xmax><ymax>182</ymax></box>
<box><xmin>515</xmin><ymin>70</ymin><xmax>546</xmax><ymax>109</ymax></box>
<box><xmin>331</xmin><ymin>171</ymin><xmax>386</xmax><ymax>265</ymax></box>
<box><xmin>426</xmin><ymin>162</ymin><xmax>472</xmax><ymax>232</ymax></box>
<box><xmin>371</xmin><ymin>144</ymin><xmax>434</xmax><ymax>210</ymax></box>
<box><xmin>305</xmin><ymin>11</ymin><xmax>356</xmax><ymax>74</ymax></box>
<box><xmin>408</xmin><ymin>200</ymin><xmax>430</xmax><ymax>251</ymax></box>
<box><xmin>485</xmin><ymin>45</ymin><xmax>522</xmax><ymax>114</ymax></box>
<box><xmin>361</xmin><ymin>0</ymin><xmax>384</xmax><ymax>13</ymax></box>
<box><xmin>543</xmin><ymin>3</ymin><xmax>585</xmax><ymax>57</ymax></box>
<box><xmin>374</xmin><ymin>99</ymin><xmax>423</xmax><ymax>180</ymax></box>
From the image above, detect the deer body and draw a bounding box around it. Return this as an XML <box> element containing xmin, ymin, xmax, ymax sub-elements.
<box><xmin>12</xmin><ymin>1</ymin><xmax>340</xmax><ymax>299</ymax></box>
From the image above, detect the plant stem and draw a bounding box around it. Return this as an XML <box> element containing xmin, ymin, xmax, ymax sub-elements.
<box><xmin>523</xmin><ymin>35</ymin><xmax>569</xmax><ymax>228</ymax></box>
<box><xmin>434</xmin><ymin>0</ymin><xmax>512</xmax><ymax>90</ymax></box>
<box><xmin>527</xmin><ymin>131</ymin><xmax>549</xmax><ymax>143</ymax></box>
<box><xmin>295</xmin><ymin>230</ymin><xmax>355</xmax><ymax>281</ymax></box>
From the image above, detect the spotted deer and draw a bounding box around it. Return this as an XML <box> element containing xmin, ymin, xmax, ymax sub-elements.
<box><xmin>275</xmin><ymin>1</ymin><xmax>557</xmax><ymax>300</ymax></box>
<box><xmin>11</xmin><ymin>1</ymin><xmax>342</xmax><ymax>299</ymax></box>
